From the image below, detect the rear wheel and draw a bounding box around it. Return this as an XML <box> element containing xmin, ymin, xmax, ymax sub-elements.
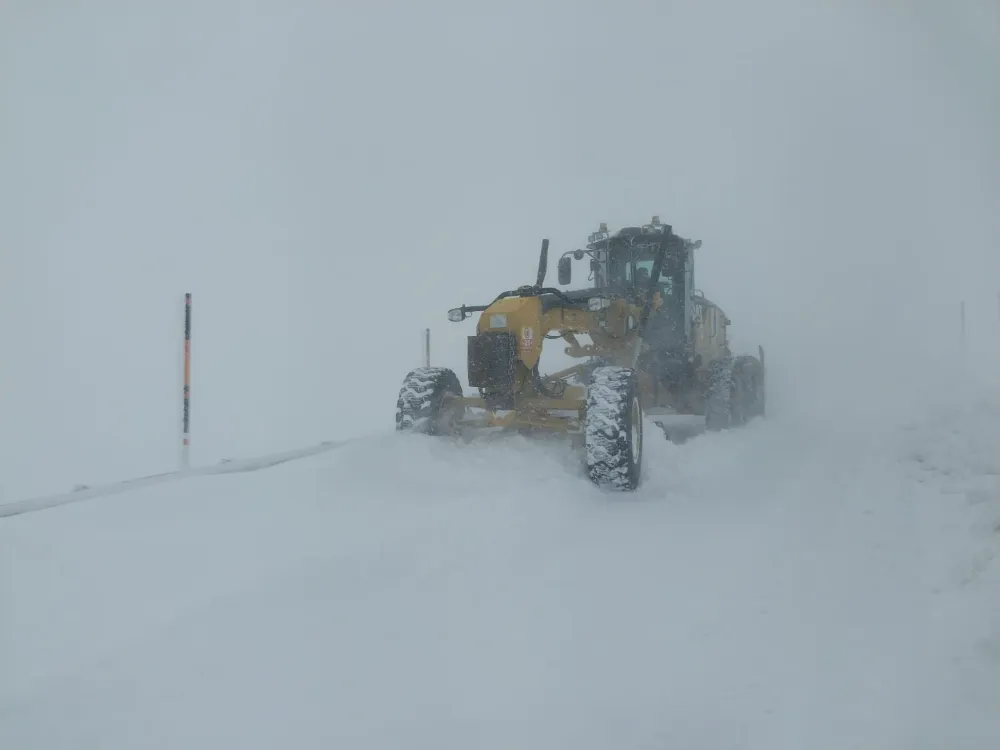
<box><xmin>734</xmin><ymin>356</ymin><xmax>766</xmax><ymax>420</ymax></box>
<box><xmin>705</xmin><ymin>358</ymin><xmax>735</xmax><ymax>430</ymax></box>
<box><xmin>395</xmin><ymin>367</ymin><xmax>464</xmax><ymax>435</ymax></box>
<box><xmin>585</xmin><ymin>366</ymin><xmax>643</xmax><ymax>491</ymax></box>
<box><xmin>706</xmin><ymin>357</ymin><xmax>765</xmax><ymax>430</ymax></box>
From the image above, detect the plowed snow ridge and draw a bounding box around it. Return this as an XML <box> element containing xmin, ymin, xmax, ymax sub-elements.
<box><xmin>0</xmin><ymin>439</ymin><xmax>355</xmax><ymax>518</ymax></box>
<box><xmin>1</xmin><ymin>396</ymin><xmax>998</xmax><ymax>749</ymax></box>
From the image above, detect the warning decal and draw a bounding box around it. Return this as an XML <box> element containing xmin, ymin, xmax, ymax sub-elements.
<box><xmin>521</xmin><ymin>326</ymin><xmax>534</xmax><ymax>349</ymax></box>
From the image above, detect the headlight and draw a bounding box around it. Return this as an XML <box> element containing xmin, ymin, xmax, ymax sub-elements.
<box><xmin>447</xmin><ymin>308</ymin><xmax>465</xmax><ymax>322</ymax></box>
<box><xmin>489</xmin><ymin>314</ymin><xmax>507</xmax><ymax>329</ymax></box>
<box><xmin>588</xmin><ymin>297</ymin><xmax>610</xmax><ymax>311</ymax></box>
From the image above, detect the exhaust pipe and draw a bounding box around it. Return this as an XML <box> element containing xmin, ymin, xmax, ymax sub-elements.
<box><xmin>535</xmin><ymin>238</ymin><xmax>549</xmax><ymax>288</ymax></box>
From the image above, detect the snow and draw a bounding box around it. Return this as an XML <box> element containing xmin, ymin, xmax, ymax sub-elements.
<box><xmin>0</xmin><ymin>439</ymin><xmax>352</xmax><ymax>519</ymax></box>
<box><xmin>2</xmin><ymin>1</ymin><xmax>998</xmax><ymax>748</ymax></box>
<box><xmin>2</xmin><ymin>386</ymin><xmax>998</xmax><ymax>749</ymax></box>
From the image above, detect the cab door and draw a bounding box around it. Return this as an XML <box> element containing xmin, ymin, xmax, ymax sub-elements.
<box><xmin>693</xmin><ymin>302</ymin><xmax>727</xmax><ymax>363</ymax></box>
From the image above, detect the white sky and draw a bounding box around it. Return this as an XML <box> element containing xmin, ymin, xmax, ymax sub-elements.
<box><xmin>1</xmin><ymin>0</ymin><xmax>997</xmax><ymax>498</ymax></box>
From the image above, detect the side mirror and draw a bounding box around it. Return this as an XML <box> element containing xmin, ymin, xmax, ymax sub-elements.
<box><xmin>557</xmin><ymin>255</ymin><xmax>572</xmax><ymax>285</ymax></box>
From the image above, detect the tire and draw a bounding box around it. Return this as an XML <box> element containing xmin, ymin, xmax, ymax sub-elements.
<box><xmin>705</xmin><ymin>358</ymin><xmax>735</xmax><ymax>430</ymax></box>
<box><xmin>706</xmin><ymin>357</ymin><xmax>766</xmax><ymax>430</ymax></box>
<box><xmin>585</xmin><ymin>366</ymin><xmax>643</xmax><ymax>491</ymax></box>
<box><xmin>734</xmin><ymin>356</ymin><xmax>766</xmax><ymax>420</ymax></box>
<box><xmin>395</xmin><ymin>367</ymin><xmax>464</xmax><ymax>435</ymax></box>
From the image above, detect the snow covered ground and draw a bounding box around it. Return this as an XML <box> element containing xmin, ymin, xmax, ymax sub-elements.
<box><xmin>2</xmin><ymin>385</ymin><xmax>997</xmax><ymax>749</ymax></box>
<box><xmin>2</xmin><ymin>3</ymin><xmax>998</xmax><ymax>748</ymax></box>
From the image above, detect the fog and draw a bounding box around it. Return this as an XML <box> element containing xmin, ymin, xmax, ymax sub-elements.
<box><xmin>1</xmin><ymin>1</ymin><xmax>997</xmax><ymax>499</ymax></box>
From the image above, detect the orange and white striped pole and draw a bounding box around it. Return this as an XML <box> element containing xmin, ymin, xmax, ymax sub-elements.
<box><xmin>182</xmin><ymin>293</ymin><xmax>192</xmax><ymax>469</ymax></box>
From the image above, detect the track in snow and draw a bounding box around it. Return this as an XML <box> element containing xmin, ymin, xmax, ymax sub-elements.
<box><xmin>1</xmin><ymin>400</ymin><xmax>998</xmax><ymax>749</ymax></box>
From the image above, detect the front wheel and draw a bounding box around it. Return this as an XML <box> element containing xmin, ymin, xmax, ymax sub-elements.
<box><xmin>395</xmin><ymin>367</ymin><xmax>464</xmax><ymax>435</ymax></box>
<box><xmin>585</xmin><ymin>366</ymin><xmax>643</xmax><ymax>491</ymax></box>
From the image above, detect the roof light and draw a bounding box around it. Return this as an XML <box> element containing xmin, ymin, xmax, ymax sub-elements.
<box><xmin>588</xmin><ymin>222</ymin><xmax>611</xmax><ymax>245</ymax></box>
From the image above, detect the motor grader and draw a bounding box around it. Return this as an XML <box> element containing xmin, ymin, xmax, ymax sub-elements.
<box><xmin>395</xmin><ymin>217</ymin><xmax>766</xmax><ymax>490</ymax></box>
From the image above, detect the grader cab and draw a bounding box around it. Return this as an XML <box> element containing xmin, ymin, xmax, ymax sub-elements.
<box><xmin>557</xmin><ymin>217</ymin><xmax>766</xmax><ymax>434</ymax></box>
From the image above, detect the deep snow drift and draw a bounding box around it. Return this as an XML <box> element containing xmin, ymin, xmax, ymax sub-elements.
<box><xmin>1</xmin><ymin>387</ymin><xmax>997</xmax><ymax>749</ymax></box>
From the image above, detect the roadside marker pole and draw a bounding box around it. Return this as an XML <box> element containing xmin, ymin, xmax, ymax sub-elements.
<box><xmin>424</xmin><ymin>328</ymin><xmax>431</xmax><ymax>367</ymax></box>
<box><xmin>182</xmin><ymin>293</ymin><xmax>192</xmax><ymax>470</ymax></box>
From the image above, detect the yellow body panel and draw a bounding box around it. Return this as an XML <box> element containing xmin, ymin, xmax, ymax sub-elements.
<box><xmin>463</xmin><ymin>291</ymin><xmax>680</xmax><ymax>426</ymax></box>
<box><xmin>476</xmin><ymin>297</ymin><xmax>546</xmax><ymax>370</ymax></box>
<box><xmin>476</xmin><ymin>296</ymin><xmax>647</xmax><ymax>373</ymax></box>
<box><xmin>692</xmin><ymin>298</ymin><xmax>730</xmax><ymax>364</ymax></box>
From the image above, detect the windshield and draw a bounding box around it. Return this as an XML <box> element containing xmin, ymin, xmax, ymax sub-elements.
<box><xmin>634</xmin><ymin>257</ymin><xmax>675</xmax><ymax>298</ymax></box>
<box><xmin>603</xmin><ymin>241</ymin><xmax>678</xmax><ymax>299</ymax></box>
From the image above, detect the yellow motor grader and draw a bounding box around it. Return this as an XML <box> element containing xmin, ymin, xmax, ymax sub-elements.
<box><xmin>395</xmin><ymin>217</ymin><xmax>766</xmax><ymax>490</ymax></box>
